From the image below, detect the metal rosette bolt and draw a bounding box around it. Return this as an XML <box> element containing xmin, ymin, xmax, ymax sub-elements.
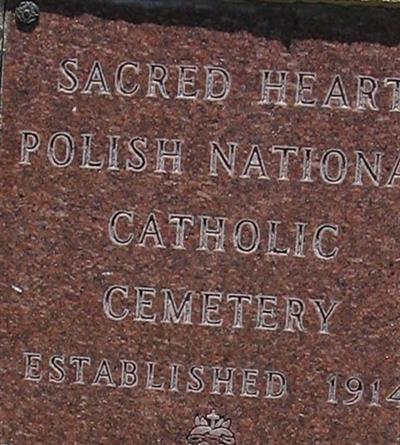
<box><xmin>15</xmin><ymin>1</ymin><xmax>40</xmax><ymax>26</ymax></box>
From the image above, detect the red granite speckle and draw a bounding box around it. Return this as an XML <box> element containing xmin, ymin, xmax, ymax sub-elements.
<box><xmin>1</xmin><ymin>4</ymin><xmax>400</xmax><ymax>445</ymax></box>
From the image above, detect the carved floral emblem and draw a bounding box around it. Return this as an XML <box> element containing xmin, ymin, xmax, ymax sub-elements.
<box><xmin>187</xmin><ymin>410</ymin><xmax>236</xmax><ymax>445</ymax></box>
<box><xmin>15</xmin><ymin>1</ymin><xmax>40</xmax><ymax>25</ymax></box>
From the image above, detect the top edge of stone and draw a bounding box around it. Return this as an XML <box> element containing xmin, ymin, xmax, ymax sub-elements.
<box><xmin>10</xmin><ymin>0</ymin><xmax>400</xmax><ymax>10</ymax></box>
<box><xmin>95</xmin><ymin>0</ymin><xmax>400</xmax><ymax>8</ymax></box>
<box><xmin>104</xmin><ymin>0</ymin><xmax>400</xmax><ymax>7</ymax></box>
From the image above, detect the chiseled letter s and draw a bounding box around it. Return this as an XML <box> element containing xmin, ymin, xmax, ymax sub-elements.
<box><xmin>58</xmin><ymin>58</ymin><xmax>79</xmax><ymax>94</ymax></box>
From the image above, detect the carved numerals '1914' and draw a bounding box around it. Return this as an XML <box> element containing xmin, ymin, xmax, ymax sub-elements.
<box><xmin>327</xmin><ymin>375</ymin><xmax>400</xmax><ymax>407</ymax></box>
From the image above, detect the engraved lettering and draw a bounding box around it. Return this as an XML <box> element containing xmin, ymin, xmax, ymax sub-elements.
<box><xmin>201</xmin><ymin>292</ymin><xmax>223</xmax><ymax>327</ymax></box>
<box><xmin>161</xmin><ymin>288</ymin><xmax>193</xmax><ymax>325</ymax></box>
<box><xmin>198</xmin><ymin>216</ymin><xmax>226</xmax><ymax>252</ymax></box>
<box><xmin>311</xmin><ymin>299</ymin><xmax>341</xmax><ymax>334</ymax></box>
<box><xmin>168</xmin><ymin>214</ymin><xmax>195</xmax><ymax>249</ymax></box>
<box><xmin>81</xmin><ymin>133</ymin><xmax>104</xmax><ymax>169</ymax></box>
<box><xmin>295</xmin><ymin>72</ymin><xmax>317</xmax><ymax>107</ymax></box>
<box><xmin>313</xmin><ymin>224</ymin><xmax>340</xmax><ymax>260</ymax></box>
<box><xmin>103</xmin><ymin>285</ymin><xmax>129</xmax><ymax>321</ymax></box>
<box><xmin>82</xmin><ymin>60</ymin><xmax>110</xmax><ymax>95</ymax></box>
<box><xmin>19</xmin><ymin>130</ymin><xmax>40</xmax><ymax>165</ymax></box>
<box><xmin>354</xmin><ymin>151</ymin><xmax>383</xmax><ymax>186</ymax></box>
<box><xmin>357</xmin><ymin>76</ymin><xmax>379</xmax><ymax>111</ymax></box>
<box><xmin>137</xmin><ymin>213</ymin><xmax>165</xmax><ymax>248</ymax></box>
<box><xmin>241</xmin><ymin>369</ymin><xmax>260</xmax><ymax>398</ymax></box>
<box><xmin>49</xmin><ymin>355</ymin><xmax>66</xmax><ymax>384</ymax></box>
<box><xmin>322</xmin><ymin>75</ymin><xmax>349</xmax><ymax>108</ymax></box>
<box><xmin>92</xmin><ymin>359</ymin><xmax>116</xmax><ymax>387</ymax></box>
<box><xmin>265</xmin><ymin>371</ymin><xmax>287</xmax><ymax>399</ymax></box>
<box><xmin>204</xmin><ymin>66</ymin><xmax>231</xmax><ymax>101</ymax></box>
<box><xmin>256</xmin><ymin>296</ymin><xmax>278</xmax><ymax>331</ymax></box>
<box><xmin>147</xmin><ymin>63</ymin><xmax>170</xmax><ymax>98</ymax></box>
<box><xmin>260</xmin><ymin>70</ymin><xmax>288</xmax><ymax>105</ymax></box>
<box><xmin>211</xmin><ymin>367</ymin><xmax>235</xmax><ymax>395</ymax></box>
<box><xmin>301</xmin><ymin>147</ymin><xmax>315</xmax><ymax>183</ymax></box>
<box><xmin>267</xmin><ymin>221</ymin><xmax>289</xmax><ymax>256</ymax></box>
<box><xmin>108</xmin><ymin>210</ymin><xmax>134</xmax><ymax>246</ymax></box>
<box><xmin>241</xmin><ymin>145</ymin><xmax>269</xmax><ymax>179</ymax></box>
<box><xmin>58</xmin><ymin>58</ymin><xmax>79</xmax><ymax>94</ymax></box>
<box><xmin>70</xmin><ymin>356</ymin><xmax>91</xmax><ymax>384</ymax></box>
<box><xmin>155</xmin><ymin>138</ymin><xmax>183</xmax><ymax>174</ymax></box>
<box><xmin>320</xmin><ymin>149</ymin><xmax>348</xmax><ymax>185</ymax></box>
<box><xmin>146</xmin><ymin>362</ymin><xmax>165</xmax><ymax>390</ymax></box>
<box><xmin>385</xmin><ymin>77</ymin><xmax>400</xmax><ymax>111</ymax></box>
<box><xmin>135</xmin><ymin>287</ymin><xmax>157</xmax><ymax>322</ymax></box>
<box><xmin>209</xmin><ymin>141</ymin><xmax>237</xmax><ymax>177</ymax></box>
<box><xmin>187</xmin><ymin>366</ymin><xmax>205</xmax><ymax>393</ymax></box>
<box><xmin>120</xmin><ymin>360</ymin><xmax>138</xmax><ymax>388</ymax></box>
<box><xmin>386</xmin><ymin>154</ymin><xmax>400</xmax><ymax>186</ymax></box>
<box><xmin>47</xmin><ymin>132</ymin><xmax>75</xmax><ymax>168</ymax></box>
<box><xmin>23</xmin><ymin>352</ymin><xmax>42</xmax><ymax>381</ymax></box>
<box><xmin>126</xmin><ymin>137</ymin><xmax>148</xmax><ymax>172</ymax></box>
<box><xmin>177</xmin><ymin>65</ymin><xmax>200</xmax><ymax>99</ymax></box>
<box><xmin>233</xmin><ymin>219</ymin><xmax>260</xmax><ymax>254</ymax></box>
<box><xmin>227</xmin><ymin>294</ymin><xmax>252</xmax><ymax>329</ymax></box>
<box><xmin>272</xmin><ymin>145</ymin><xmax>298</xmax><ymax>181</ymax></box>
<box><xmin>284</xmin><ymin>298</ymin><xmax>306</xmax><ymax>332</ymax></box>
<box><xmin>107</xmin><ymin>135</ymin><xmax>120</xmax><ymax>171</ymax></box>
<box><xmin>115</xmin><ymin>61</ymin><xmax>140</xmax><ymax>97</ymax></box>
